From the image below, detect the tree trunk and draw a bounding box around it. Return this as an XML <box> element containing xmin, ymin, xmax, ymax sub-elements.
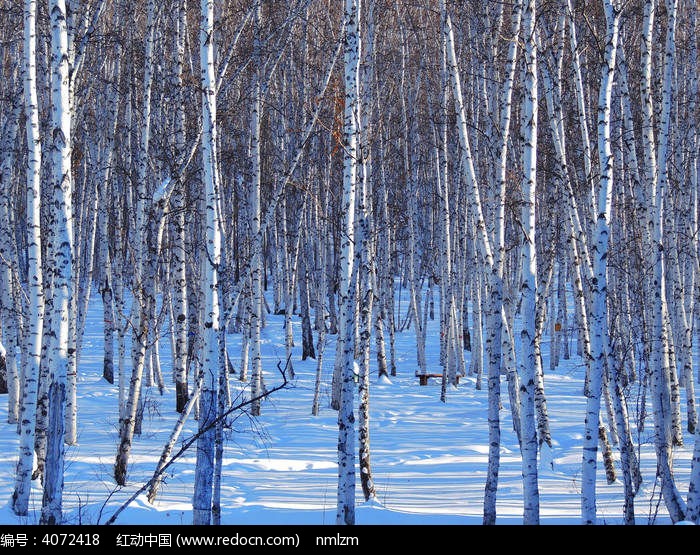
<box><xmin>193</xmin><ymin>0</ymin><xmax>222</xmax><ymax>525</ymax></box>
<box><xmin>147</xmin><ymin>376</ymin><xmax>202</xmax><ymax>504</ymax></box>
<box><xmin>337</xmin><ymin>0</ymin><xmax>360</xmax><ymax>525</ymax></box>
<box><xmin>299</xmin><ymin>239</ymin><xmax>315</xmax><ymax>361</ymax></box>
<box><xmin>12</xmin><ymin>0</ymin><xmax>44</xmax><ymax>516</ymax></box>
<box><xmin>647</xmin><ymin>0</ymin><xmax>687</xmax><ymax>521</ymax></box>
<box><xmin>581</xmin><ymin>0</ymin><xmax>619</xmax><ymax>525</ymax></box>
<box><xmin>114</xmin><ymin>0</ymin><xmax>157</xmax><ymax>486</ymax></box>
<box><xmin>249</xmin><ymin>1</ymin><xmax>264</xmax><ymax>417</ymax></box>
<box><xmin>0</xmin><ymin>101</ymin><xmax>21</xmax><ymax>424</ymax></box>
<box><xmin>173</xmin><ymin>0</ymin><xmax>189</xmax><ymax>413</ymax></box>
<box><xmin>42</xmin><ymin>0</ymin><xmax>75</xmax><ymax>525</ymax></box>
<box><xmin>519</xmin><ymin>0</ymin><xmax>540</xmax><ymax>524</ymax></box>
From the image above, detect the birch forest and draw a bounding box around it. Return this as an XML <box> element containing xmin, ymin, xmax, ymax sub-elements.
<box><xmin>1</xmin><ymin>0</ymin><xmax>700</xmax><ymax>526</ymax></box>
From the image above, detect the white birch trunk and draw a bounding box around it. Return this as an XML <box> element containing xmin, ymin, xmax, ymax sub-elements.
<box><xmin>173</xmin><ymin>0</ymin><xmax>189</xmax><ymax>412</ymax></box>
<box><xmin>519</xmin><ymin>0</ymin><xmax>539</xmax><ymax>524</ymax></box>
<box><xmin>99</xmin><ymin>162</ymin><xmax>116</xmax><ymax>385</ymax></box>
<box><xmin>115</xmin><ymin>75</ymin><xmax>132</xmax><ymax>420</ymax></box>
<box><xmin>608</xmin><ymin>328</ymin><xmax>640</xmax><ymax>523</ymax></box>
<box><xmin>0</xmin><ymin>341</ymin><xmax>5</xmax><ymax>398</ymax></box>
<box><xmin>648</xmin><ymin>0</ymin><xmax>687</xmax><ymax>520</ymax></box>
<box><xmin>42</xmin><ymin>0</ymin><xmax>74</xmax><ymax>525</ymax></box>
<box><xmin>115</xmin><ymin>263</ymin><xmax>127</xmax><ymax>419</ymax></box>
<box><xmin>492</xmin><ymin>0</ymin><xmax>524</xmax><ymax>475</ymax></box>
<box><xmin>533</xmin><ymin>249</ymin><xmax>554</xmax><ymax>450</ymax></box>
<box><xmin>581</xmin><ymin>0</ymin><xmax>618</xmax><ymax>525</ymax></box>
<box><xmin>148</xmin><ymin>376</ymin><xmax>202</xmax><ymax>504</ymax></box>
<box><xmin>471</xmin><ymin>270</ymin><xmax>483</xmax><ymax>389</ymax></box>
<box><xmin>358</xmin><ymin>0</ymin><xmax>375</xmax><ymax>500</ymax></box>
<box><xmin>684</xmin><ymin>0</ymin><xmax>699</xmax><ymax>438</ymax></box>
<box><xmin>299</xmin><ymin>238</ymin><xmax>315</xmax><ymax>361</ymax></box>
<box><xmin>66</xmin><ymin>177</ymin><xmax>99</xmax><ymax>444</ymax></box>
<box><xmin>312</xmin><ymin>195</ymin><xmax>328</xmax><ymax>415</ymax></box>
<box><xmin>35</xmin><ymin>319</ymin><xmax>52</xmax><ymax>481</ymax></box>
<box><xmin>114</xmin><ymin>0</ymin><xmax>156</xmax><ymax>486</ymax></box>
<box><xmin>12</xmin><ymin>0</ymin><xmax>44</xmax><ymax>516</ymax></box>
<box><xmin>192</xmin><ymin>0</ymin><xmax>221</xmax><ymax>524</ymax></box>
<box><xmin>337</xmin><ymin>0</ymin><xmax>360</xmax><ymax>525</ymax></box>
<box><xmin>250</xmin><ymin>1</ymin><xmax>264</xmax><ymax>417</ymax></box>
<box><xmin>443</xmin><ymin>0</ymin><xmax>520</xmax><ymax>524</ymax></box>
<box><xmin>565</xmin><ymin>0</ymin><xmax>593</xmax><ymax>224</ymax></box>
<box><xmin>443</xmin><ymin>1</ymin><xmax>498</xmax><ymax>518</ymax></box>
<box><xmin>0</xmin><ymin>102</ymin><xmax>21</xmax><ymax>424</ymax></box>
<box><xmin>94</xmin><ymin>14</ymin><xmax>120</xmax><ymax>389</ymax></box>
<box><xmin>239</xmin><ymin>292</ymin><xmax>250</xmax><ymax>382</ymax></box>
<box><xmin>688</xmin><ymin>426</ymin><xmax>700</xmax><ymax>522</ymax></box>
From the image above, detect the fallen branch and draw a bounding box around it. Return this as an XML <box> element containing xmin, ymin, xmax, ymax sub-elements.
<box><xmin>102</xmin><ymin>358</ymin><xmax>290</xmax><ymax>525</ymax></box>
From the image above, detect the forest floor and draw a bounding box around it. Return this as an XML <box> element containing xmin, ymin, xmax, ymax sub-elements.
<box><xmin>0</xmin><ymin>288</ymin><xmax>696</xmax><ymax>525</ymax></box>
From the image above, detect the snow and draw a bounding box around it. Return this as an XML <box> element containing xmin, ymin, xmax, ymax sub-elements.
<box><xmin>376</xmin><ymin>374</ymin><xmax>393</xmax><ymax>385</ymax></box>
<box><xmin>0</xmin><ymin>287</ymin><xmax>697</xmax><ymax>526</ymax></box>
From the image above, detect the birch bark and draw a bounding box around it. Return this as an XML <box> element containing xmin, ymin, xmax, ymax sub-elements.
<box><xmin>12</xmin><ymin>0</ymin><xmax>44</xmax><ymax>516</ymax></box>
<box><xmin>192</xmin><ymin>0</ymin><xmax>222</xmax><ymax>524</ymax></box>
<box><xmin>337</xmin><ymin>0</ymin><xmax>360</xmax><ymax>525</ymax></box>
<box><xmin>581</xmin><ymin>0</ymin><xmax>619</xmax><ymax>525</ymax></box>
<box><xmin>519</xmin><ymin>0</ymin><xmax>540</xmax><ymax>524</ymax></box>
<box><xmin>42</xmin><ymin>0</ymin><xmax>75</xmax><ymax>525</ymax></box>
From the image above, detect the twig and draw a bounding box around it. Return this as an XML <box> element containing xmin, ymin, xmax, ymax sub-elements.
<box><xmin>103</xmin><ymin>359</ymin><xmax>290</xmax><ymax>525</ymax></box>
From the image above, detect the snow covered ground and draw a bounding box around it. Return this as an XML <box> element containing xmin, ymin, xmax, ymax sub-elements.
<box><xmin>0</xmin><ymin>288</ymin><xmax>696</xmax><ymax>525</ymax></box>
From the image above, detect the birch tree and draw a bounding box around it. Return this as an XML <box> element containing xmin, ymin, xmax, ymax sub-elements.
<box><xmin>173</xmin><ymin>0</ymin><xmax>190</xmax><ymax>413</ymax></box>
<box><xmin>686</xmin><ymin>0</ymin><xmax>700</xmax><ymax>523</ymax></box>
<box><xmin>0</xmin><ymin>97</ymin><xmax>21</xmax><ymax>425</ymax></box>
<box><xmin>249</xmin><ymin>0</ymin><xmax>264</xmax><ymax>418</ymax></box>
<box><xmin>12</xmin><ymin>0</ymin><xmax>44</xmax><ymax>517</ymax></box>
<box><xmin>337</xmin><ymin>0</ymin><xmax>360</xmax><ymax>526</ymax></box>
<box><xmin>581</xmin><ymin>0</ymin><xmax>619</xmax><ymax>525</ymax></box>
<box><xmin>97</xmin><ymin>12</ymin><xmax>122</xmax><ymax>387</ymax></box>
<box><xmin>442</xmin><ymin>0</ymin><xmax>528</xmax><ymax>524</ymax></box>
<box><xmin>646</xmin><ymin>0</ymin><xmax>687</xmax><ymax>521</ymax></box>
<box><xmin>192</xmin><ymin>0</ymin><xmax>222</xmax><ymax>525</ymax></box>
<box><xmin>519</xmin><ymin>0</ymin><xmax>539</xmax><ymax>525</ymax></box>
<box><xmin>42</xmin><ymin>0</ymin><xmax>74</xmax><ymax>525</ymax></box>
<box><xmin>114</xmin><ymin>0</ymin><xmax>158</xmax><ymax>485</ymax></box>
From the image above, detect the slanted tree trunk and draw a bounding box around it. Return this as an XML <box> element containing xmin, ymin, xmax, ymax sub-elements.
<box><xmin>148</xmin><ymin>376</ymin><xmax>202</xmax><ymax>504</ymax></box>
<box><xmin>471</xmin><ymin>269</ymin><xmax>483</xmax><ymax>390</ymax></box>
